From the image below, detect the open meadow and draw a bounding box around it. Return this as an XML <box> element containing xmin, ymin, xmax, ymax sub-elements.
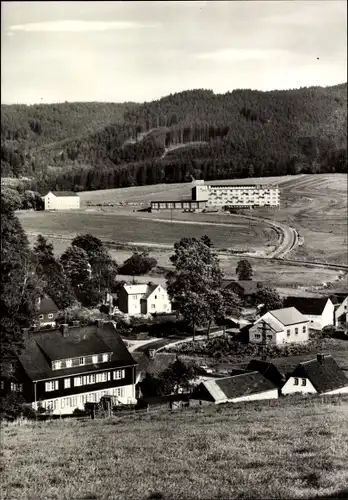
<box><xmin>2</xmin><ymin>396</ymin><xmax>348</xmax><ymax>500</ymax></box>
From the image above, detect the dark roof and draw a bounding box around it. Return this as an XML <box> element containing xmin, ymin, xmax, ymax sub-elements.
<box><xmin>141</xmin><ymin>285</ymin><xmax>159</xmax><ymax>300</ymax></box>
<box><xmin>283</xmin><ymin>297</ymin><xmax>331</xmax><ymax>315</ymax></box>
<box><xmin>330</xmin><ymin>293</ymin><xmax>348</xmax><ymax>305</ymax></box>
<box><xmin>246</xmin><ymin>360</ymin><xmax>285</xmax><ymax>388</ymax></box>
<box><xmin>223</xmin><ymin>280</ymin><xmax>269</xmax><ymax>296</ymax></box>
<box><xmin>49</xmin><ymin>191</ymin><xmax>79</xmax><ymax>197</ymax></box>
<box><xmin>193</xmin><ymin>371</ymin><xmax>277</xmax><ymax>402</ymax></box>
<box><xmin>18</xmin><ymin>322</ymin><xmax>136</xmax><ymax>381</ymax></box>
<box><xmin>290</xmin><ymin>355</ymin><xmax>348</xmax><ymax>394</ymax></box>
<box><xmin>37</xmin><ymin>297</ymin><xmax>59</xmax><ymax>315</ymax></box>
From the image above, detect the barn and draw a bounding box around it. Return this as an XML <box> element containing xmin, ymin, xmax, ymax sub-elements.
<box><xmin>43</xmin><ymin>191</ymin><xmax>80</xmax><ymax>210</ymax></box>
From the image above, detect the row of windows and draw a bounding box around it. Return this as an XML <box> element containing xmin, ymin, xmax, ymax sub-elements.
<box><xmin>41</xmin><ymin>387</ymin><xmax>126</xmax><ymax>410</ymax></box>
<box><xmin>287</xmin><ymin>326</ymin><xmax>306</xmax><ymax>336</ymax></box>
<box><xmin>52</xmin><ymin>353</ymin><xmax>111</xmax><ymax>371</ymax></box>
<box><xmin>294</xmin><ymin>378</ymin><xmax>307</xmax><ymax>386</ymax></box>
<box><xmin>45</xmin><ymin>370</ymin><xmax>125</xmax><ymax>392</ymax></box>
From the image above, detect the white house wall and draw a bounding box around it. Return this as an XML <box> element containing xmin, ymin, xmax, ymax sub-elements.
<box><xmin>228</xmin><ymin>389</ymin><xmax>279</xmax><ymax>403</ymax></box>
<box><xmin>33</xmin><ymin>383</ymin><xmax>135</xmax><ymax>415</ymax></box>
<box><xmin>205</xmin><ymin>185</ymin><xmax>280</xmax><ymax>208</ymax></box>
<box><xmin>44</xmin><ymin>193</ymin><xmax>80</xmax><ymax>210</ymax></box>
<box><xmin>146</xmin><ymin>286</ymin><xmax>172</xmax><ymax>314</ymax></box>
<box><xmin>307</xmin><ymin>301</ymin><xmax>334</xmax><ymax>331</ymax></box>
<box><xmin>281</xmin><ymin>377</ymin><xmax>317</xmax><ymax>395</ymax></box>
<box><xmin>335</xmin><ymin>297</ymin><xmax>348</xmax><ymax>326</ymax></box>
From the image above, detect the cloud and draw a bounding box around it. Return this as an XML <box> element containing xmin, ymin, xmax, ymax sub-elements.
<box><xmin>195</xmin><ymin>48</ymin><xmax>289</xmax><ymax>62</ymax></box>
<box><xmin>9</xmin><ymin>20</ymin><xmax>159</xmax><ymax>33</ymax></box>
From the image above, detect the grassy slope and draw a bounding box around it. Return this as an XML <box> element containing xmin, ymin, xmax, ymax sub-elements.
<box><xmin>2</xmin><ymin>396</ymin><xmax>348</xmax><ymax>500</ymax></box>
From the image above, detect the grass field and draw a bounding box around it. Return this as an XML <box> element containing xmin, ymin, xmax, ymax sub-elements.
<box><xmin>2</xmin><ymin>396</ymin><xmax>348</xmax><ymax>500</ymax></box>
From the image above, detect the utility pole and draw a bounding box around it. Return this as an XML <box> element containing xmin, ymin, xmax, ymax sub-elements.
<box><xmin>261</xmin><ymin>321</ymin><xmax>267</xmax><ymax>361</ymax></box>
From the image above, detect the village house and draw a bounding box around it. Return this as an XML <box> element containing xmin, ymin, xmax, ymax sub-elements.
<box><xmin>34</xmin><ymin>296</ymin><xmax>59</xmax><ymax>327</ymax></box>
<box><xmin>42</xmin><ymin>191</ymin><xmax>80</xmax><ymax>210</ymax></box>
<box><xmin>118</xmin><ymin>283</ymin><xmax>172</xmax><ymax>316</ymax></box>
<box><xmin>281</xmin><ymin>354</ymin><xmax>348</xmax><ymax>396</ymax></box>
<box><xmin>245</xmin><ymin>359</ymin><xmax>286</xmax><ymax>389</ymax></box>
<box><xmin>333</xmin><ymin>295</ymin><xmax>348</xmax><ymax>327</ymax></box>
<box><xmin>222</xmin><ymin>280</ymin><xmax>269</xmax><ymax>305</ymax></box>
<box><xmin>11</xmin><ymin>321</ymin><xmax>137</xmax><ymax>415</ymax></box>
<box><xmin>249</xmin><ymin>307</ymin><xmax>309</xmax><ymax>345</ymax></box>
<box><xmin>190</xmin><ymin>371</ymin><xmax>279</xmax><ymax>405</ymax></box>
<box><xmin>283</xmin><ymin>296</ymin><xmax>335</xmax><ymax>331</ymax></box>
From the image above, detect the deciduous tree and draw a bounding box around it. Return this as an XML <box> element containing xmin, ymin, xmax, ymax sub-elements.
<box><xmin>236</xmin><ymin>259</ymin><xmax>253</xmax><ymax>280</ymax></box>
<box><xmin>255</xmin><ymin>284</ymin><xmax>283</xmax><ymax>315</ymax></box>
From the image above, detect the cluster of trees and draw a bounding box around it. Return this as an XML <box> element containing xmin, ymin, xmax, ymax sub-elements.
<box><xmin>1</xmin><ymin>85</ymin><xmax>346</xmax><ymax>190</ymax></box>
<box><xmin>2</xmin><ymin>186</ymin><xmax>44</xmax><ymax>211</ymax></box>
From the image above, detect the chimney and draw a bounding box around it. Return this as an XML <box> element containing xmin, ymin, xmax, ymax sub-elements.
<box><xmin>60</xmin><ymin>324</ymin><xmax>69</xmax><ymax>337</ymax></box>
<box><xmin>317</xmin><ymin>353</ymin><xmax>325</xmax><ymax>365</ymax></box>
<box><xmin>148</xmin><ymin>349</ymin><xmax>156</xmax><ymax>359</ymax></box>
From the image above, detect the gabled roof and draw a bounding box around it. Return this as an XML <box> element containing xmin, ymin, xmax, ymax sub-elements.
<box><xmin>37</xmin><ymin>297</ymin><xmax>59</xmax><ymax>315</ymax></box>
<box><xmin>223</xmin><ymin>280</ymin><xmax>269</xmax><ymax>296</ymax></box>
<box><xmin>290</xmin><ymin>355</ymin><xmax>348</xmax><ymax>393</ymax></box>
<box><xmin>18</xmin><ymin>322</ymin><xmax>135</xmax><ymax>381</ymax></box>
<box><xmin>123</xmin><ymin>284</ymin><xmax>149</xmax><ymax>295</ymax></box>
<box><xmin>193</xmin><ymin>372</ymin><xmax>277</xmax><ymax>403</ymax></box>
<box><xmin>269</xmin><ymin>307</ymin><xmax>308</xmax><ymax>326</ymax></box>
<box><xmin>283</xmin><ymin>297</ymin><xmax>331</xmax><ymax>315</ymax></box>
<box><xmin>141</xmin><ymin>284</ymin><xmax>160</xmax><ymax>300</ymax></box>
<box><xmin>255</xmin><ymin>317</ymin><xmax>283</xmax><ymax>333</ymax></box>
<box><xmin>246</xmin><ymin>359</ymin><xmax>285</xmax><ymax>388</ymax></box>
<box><xmin>48</xmin><ymin>191</ymin><xmax>79</xmax><ymax>197</ymax></box>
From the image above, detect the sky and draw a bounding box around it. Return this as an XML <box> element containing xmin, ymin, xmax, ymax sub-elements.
<box><xmin>1</xmin><ymin>0</ymin><xmax>347</xmax><ymax>104</ymax></box>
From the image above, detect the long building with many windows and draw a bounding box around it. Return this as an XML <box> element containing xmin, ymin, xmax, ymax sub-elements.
<box><xmin>7</xmin><ymin>321</ymin><xmax>137</xmax><ymax>415</ymax></box>
<box><xmin>150</xmin><ymin>180</ymin><xmax>279</xmax><ymax>212</ymax></box>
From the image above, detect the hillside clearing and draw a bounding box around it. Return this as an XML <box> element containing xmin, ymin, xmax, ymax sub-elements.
<box><xmin>2</xmin><ymin>396</ymin><xmax>348</xmax><ymax>500</ymax></box>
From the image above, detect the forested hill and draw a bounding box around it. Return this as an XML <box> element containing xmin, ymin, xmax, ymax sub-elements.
<box><xmin>1</xmin><ymin>84</ymin><xmax>347</xmax><ymax>193</ymax></box>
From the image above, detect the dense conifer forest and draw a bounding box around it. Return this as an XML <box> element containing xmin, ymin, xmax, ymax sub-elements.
<box><xmin>1</xmin><ymin>84</ymin><xmax>347</xmax><ymax>193</ymax></box>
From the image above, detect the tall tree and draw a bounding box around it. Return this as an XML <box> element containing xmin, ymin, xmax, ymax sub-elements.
<box><xmin>60</xmin><ymin>246</ymin><xmax>91</xmax><ymax>294</ymax></box>
<box><xmin>236</xmin><ymin>259</ymin><xmax>253</xmax><ymax>280</ymax></box>
<box><xmin>33</xmin><ymin>235</ymin><xmax>76</xmax><ymax>310</ymax></box>
<box><xmin>119</xmin><ymin>251</ymin><xmax>157</xmax><ymax>276</ymax></box>
<box><xmin>166</xmin><ymin>236</ymin><xmax>223</xmax><ymax>340</ymax></box>
<box><xmin>0</xmin><ymin>193</ymin><xmax>42</xmax><ymax>368</ymax></box>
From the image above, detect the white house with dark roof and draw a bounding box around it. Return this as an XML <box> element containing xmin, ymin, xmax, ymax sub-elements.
<box><xmin>334</xmin><ymin>295</ymin><xmax>348</xmax><ymax>327</ymax></box>
<box><xmin>190</xmin><ymin>371</ymin><xmax>279</xmax><ymax>405</ymax></box>
<box><xmin>43</xmin><ymin>191</ymin><xmax>80</xmax><ymax>210</ymax></box>
<box><xmin>35</xmin><ymin>296</ymin><xmax>59</xmax><ymax>327</ymax></box>
<box><xmin>118</xmin><ymin>283</ymin><xmax>172</xmax><ymax>316</ymax></box>
<box><xmin>249</xmin><ymin>307</ymin><xmax>309</xmax><ymax>345</ymax></box>
<box><xmin>283</xmin><ymin>297</ymin><xmax>335</xmax><ymax>331</ymax></box>
<box><xmin>281</xmin><ymin>354</ymin><xmax>348</xmax><ymax>395</ymax></box>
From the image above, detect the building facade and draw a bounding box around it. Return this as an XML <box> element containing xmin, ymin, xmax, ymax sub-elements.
<box><xmin>118</xmin><ymin>284</ymin><xmax>172</xmax><ymax>316</ymax></box>
<box><xmin>35</xmin><ymin>297</ymin><xmax>59</xmax><ymax>327</ymax></box>
<box><xmin>283</xmin><ymin>297</ymin><xmax>335</xmax><ymax>331</ymax></box>
<box><xmin>15</xmin><ymin>321</ymin><xmax>137</xmax><ymax>415</ymax></box>
<box><xmin>192</xmin><ymin>182</ymin><xmax>280</xmax><ymax>208</ymax></box>
<box><xmin>334</xmin><ymin>296</ymin><xmax>348</xmax><ymax>327</ymax></box>
<box><xmin>43</xmin><ymin>191</ymin><xmax>80</xmax><ymax>210</ymax></box>
<box><xmin>249</xmin><ymin>307</ymin><xmax>309</xmax><ymax>345</ymax></box>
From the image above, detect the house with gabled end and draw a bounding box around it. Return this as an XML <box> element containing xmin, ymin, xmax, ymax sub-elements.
<box><xmin>332</xmin><ymin>295</ymin><xmax>348</xmax><ymax>328</ymax></box>
<box><xmin>281</xmin><ymin>354</ymin><xmax>348</xmax><ymax>396</ymax></box>
<box><xmin>283</xmin><ymin>296</ymin><xmax>334</xmax><ymax>331</ymax></box>
<box><xmin>35</xmin><ymin>296</ymin><xmax>59</xmax><ymax>327</ymax></box>
<box><xmin>249</xmin><ymin>307</ymin><xmax>309</xmax><ymax>345</ymax></box>
<box><xmin>12</xmin><ymin>320</ymin><xmax>137</xmax><ymax>415</ymax></box>
<box><xmin>118</xmin><ymin>283</ymin><xmax>172</xmax><ymax>316</ymax></box>
<box><xmin>43</xmin><ymin>191</ymin><xmax>80</xmax><ymax>210</ymax></box>
<box><xmin>190</xmin><ymin>371</ymin><xmax>279</xmax><ymax>405</ymax></box>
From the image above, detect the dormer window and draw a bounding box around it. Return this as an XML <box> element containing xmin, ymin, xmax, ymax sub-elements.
<box><xmin>102</xmin><ymin>354</ymin><xmax>109</xmax><ymax>363</ymax></box>
<box><xmin>52</xmin><ymin>361</ymin><xmax>61</xmax><ymax>370</ymax></box>
<box><xmin>79</xmin><ymin>357</ymin><xmax>85</xmax><ymax>365</ymax></box>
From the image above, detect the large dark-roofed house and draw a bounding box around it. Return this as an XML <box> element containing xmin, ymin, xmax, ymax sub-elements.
<box><xmin>281</xmin><ymin>354</ymin><xmax>348</xmax><ymax>396</ymax></box>
<box><xmin>190</xmin><ymin>371</ymin><xmax>278</xmax><ymax>405</ymax></box>
<box><xmin>283</xmin><ymin>296</ymin><xmax>334</xmax><ymax>331</ymax></box>
<box><xmin>14</xmin><ymin>321</ymin><xmax>137</xmax><ymax>414</ymax></box>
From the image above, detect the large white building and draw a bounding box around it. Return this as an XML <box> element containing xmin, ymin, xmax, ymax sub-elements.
<box><xmin>43</xmin><ymin>191</ymin><xmax>80</xmax><ymax>210</ymax></box>
<box><xmin>118</xmin><ymin>283</ymin><xmax>172</xmax><ymax>316</ymax></box>
<box><xmin>192</xmin><ymin>181</ymin><xmax>280</xmax><ymax>208</ymax></box>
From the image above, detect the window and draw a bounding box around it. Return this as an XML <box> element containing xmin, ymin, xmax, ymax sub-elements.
<box><xmin>89</xmin><ymin>374</ymin><xmax>96</xmax><ymax>384</ymax></box>
<box><xmin>52</xmin><ymin>361</ymin><xmax>61</xmax><ymax>370</ymax></box>
<box><xmin>79</xmin><ymin>357</ymin><xmax>85</xmax><ymax>366</ymax></box>
<box><xmin>254</xmin><ymin>334</ymin><xmax>261</xmax><ymax>339</ymax></box>
<box><xmin>66</xmin><ymin>359</ymin><xmax>72</xmax><ymax>368</ymax></box>
<box><xmin>92</xmin><ymin>355</ymin><xmax>98</xmax><ymax>364</ymax></box>
<box><xmin>151</xmin><ymin>304</ymin><xmax>155</xmax><ymax>309</ymax></box>
<box><xmin>10</xmin><ymin>383</ymin><xmax>23</xmax><ymax>392</ymax></box>
<box><xmin>302</xmin><ymin>326</ymin><xmax>306</xmax><ymax>333</ymax></box>
<box><xmin>287</xmin><ymin>329</ymin><xmax>291</xmax><ymax>337</ymax></box>
<box><xmin>45</xmin><ymin>381</ymin><xmax>58</xmax><ymax>392</ymax></box>
<box><xmin>64</xmin><ymin>378</ymin><xmax>71</xmax><ymax>389</ymax></box>
<box><xmin>295</xmin><ymin>328</ymin><xmax>298</xmax><ymax>334</ymax></box>
<box><xmin>154</xmin><ymin>295</ymin><xmax>157</xmax><ymax>300</ymax></box>
<box><xmin>48</xmin><ymin>313</ymin><xmax>54</xmax><ymax>319</ymax></box>
<box><xmin>294</xmin><ymin>378</ymin><xmax>299</xmax><ymax>386</ymax></box>
<box><xmin>102</xmin><ymin>354</ymin><xmax>109</xmax><ymax>363</ymax></box>
<box><xmin>74</xmin><ymin>377</ymin><xmax>82</xmax><ymax>387</ymax></box>
<box><xmin>39</xmin><ymin>315</ymin><xmax>44</xmax><ymax>320</ymax></box>
<box><xmin>301</xmin><ymin>379</ymin><xmax>307</xmax><ymax>386</ymax></box>
<box><xmin>113</xmin><ymin>370</ymin><xmax>125</xmax><ymax>380</ymax></box>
